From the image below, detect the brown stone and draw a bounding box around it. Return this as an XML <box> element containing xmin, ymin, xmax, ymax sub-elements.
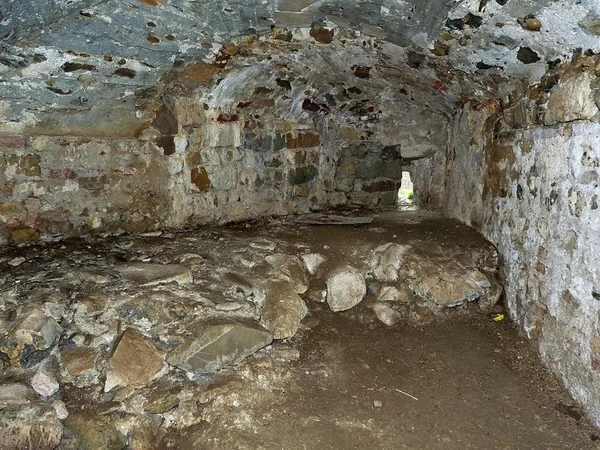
<box><xmin>0</xmin><ymin>202</ymin><xmax>27</xmax><ymax>225</ymax></box>
<box><xmin>104</xmin><ymin>328</ymin><xmax>164</xmax><ymax>392</ymax></box>
<box><xmin>140</xmin><ymin>0</ymin><xmax>160</xmax><ymax>5</ymax></box>
<box><xmin>310</xmin><ymin>27</ymin><xmax>334</xmax><ymax>44</ymax></box>
<box><xmin>517</xmin><ymin>16</ymin><xmax>542</xmax><ymax>31</ymax></box>
<box><xmin>183</xmin><ymin>62</ymin><xmax>219</xmax><ymax>84</ymax></box>
<box><xmin>285</xmin><ymin>132</ymin><xmax>320</xmax><ymax>149</ymax></box>
<box><xmin>10</xmin><ymin>227</ymin><xmax>40</xmax><ymax>243</ymax></box>
<box><xmin>61</xmin><ymin>346</ymin><xmax>97</xmax><ymax>377</ymax></box>
<box><xmin>191</xmin><ymin>167</ymin><xmax>211</xmax><ymax>191</ymax></box>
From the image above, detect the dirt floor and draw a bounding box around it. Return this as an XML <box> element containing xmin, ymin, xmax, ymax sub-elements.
<box><xmin>197</xmin><ymin>308</ymin><xmax>600</xmax><ymax>450</ymax></box>
<box><xmin>1</xmin><ymin>209</ymin><xmax>598</xmax><ymax>449</ymax></box>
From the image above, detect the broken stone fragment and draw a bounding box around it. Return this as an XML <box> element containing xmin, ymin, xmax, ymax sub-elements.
<box><xmin>259</xmin><ymin>280</ymin><xmax>308</xmax><ymax>340</ymax></box>
<box><xmin>0</xmin><ymin>309</ymin><xmax>62</xmax><ymax>367</ymax></box>
<box><xmin>377</xmin><ymin>284</ymin><xmax>412</xmax><ymax>303</ymax></box>
<box><xmin>64</xmin><ymin>412</ymin><xmax>126</xmax><ymax>450</ymax></box>
<box><xmin>167</xmin><ymin>320</ymin><xmax>273</xmax><ymax>374</ymax></box>
<box><xmin>370</xmin><ymin>243</ymin><xmax>412</xmax><ymax>282</ymax></box>
<box><xmin>301</xmin><ymin>253</ymin><xmax>326</xmax><ymax>275</ymax></box>
<box><xmin>104</xmin><ymin>328</ymin><xmax>165</xmax><ymax>392</ymax></box>
<box><xmin>0</xmin><ymin>404</ymin><xmax>63</xmax><ymax>450</ymax></box>
<box><xmin>117</xmin><ymin>263</ymin><xmax>193</xmax><ymax>286</ymax></box>
<box><xmin>372</xmin><ymin>302</ymin><xmax>398</xmax><ymax>326</ymax></box>
<box><xmin>326</xmin><ymin>265</ymin><xmax>367</xmax><ymax>312</ymax></box>
<box><xmin>31</xmin><ymin>363</ymin><xmax>60</xmax><ymax>397</ymax></box>
<box><xmin>265</xmin><ymin>253</ymin><xmax>309</xmax><ymax>294</ymax></box>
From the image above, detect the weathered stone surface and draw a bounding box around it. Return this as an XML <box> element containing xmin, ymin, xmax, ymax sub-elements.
<box><xmin>105</xmin><ymin>328</ymin><xmax>165</xmax><ymax>392</ymax></box>
<box><xmin>545</xmin><ymin>72</ymin><xmax>599</xmax><ymax>125</ymax></box>
<box><xmin>260</xmin><ymin>280</ymin><xmax>308</xmax><ymax>339</ymax></box>
<box><xmin>117</xmin><ymin>263</ymin><xmax>193</xmax><ymax>286</ymax></box>
<box><xmin>371</xmin><ymin>243</ymin><xmax>412</xmax><ymax>282</ymax></box>
<box><xmin>326</xmin><ymin>265</ymin><xmax>367</xmax><ymax>312</ymax></box>
<box><xmin>64</xmin><ymin>412</ymin><xmax>127</xmax><ymax>450</ymax></box>
<box><xmin>0</xmin><ymin>383</ymin><xmax>37</xmax><ymax>407</ymax></box>
<box><xmin>0</xmin><ymin>309</ymin><xmax>61</xmax><ymax>367</ymax></box>
<box><xmin>411</xmin><ymin>272</ymin><xmax>485</xmax><ymax>308</ymax></box>
<box><xmin>0</xmin><ymin>404</ymin><xmax>63</xmax><ymax>450</ymax></box>
<box><xmin>265</xmin><ymin>254</ymin><xmax>309</xmax><ymax>294</ymax></box>
<box><xmin>222</xmin><ymin>272</ymin><xmax>254</xmax><ymax>297</ymax></box>
<box><xmin>167</xmin><ymin>321</ymin><xmax>273</xmax><ymax>374</ymax></box>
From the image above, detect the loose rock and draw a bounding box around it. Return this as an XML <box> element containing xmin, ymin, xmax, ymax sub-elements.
<box><xmin>326</xmin><ymin>265</ymin><xmax>366</xmax><ymax>312</ymax></box>
<box><xmin>104</xmin><ymin>328</ymin><xmax>165</xmax><ymax>392</ymax></box>
<box><xmin>371</xmin><ymin>243</ymin><xmax>412</xmax><ymax>282</ymax></box>
<box><xmin>259</xmin><ymin>280</ymin><xmax>308</xmax><ymax>339</ymax></box>
<box><xmin>167</xmin><ymin>320</ymin><xmax>273</xmax><ymax>374</ymax></box>
<box><xmin>265</xmin><ymin>253</ymin><xmax>309</xmax><ymax>294</ymax></box>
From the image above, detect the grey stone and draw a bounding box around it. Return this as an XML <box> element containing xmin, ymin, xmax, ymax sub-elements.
<box><xmin>301</xmin><ymin>253</ymin><xmax>326</xmax><ymax>275</ymax></box>
<box><xmin>326</xmin><ymin>265</ymin><xmax>367</xmax><ymax>312</ymax></box>
<box><xmin>222</xmin><ymin>272</ymin><xmax>254</xmax><ymax>297</ymax></box>
<box><xmin>372</xmin><ymin>302</ymin><xmax>398</xmax><ymax>326</ymax></box>
<box><xmin>167</xmin><ymin>321</ymin><xmax>273</xmax><ymax>374</ymax></box>
<box><xmin>117</xmin><ymin>263</ymin><xmax>193</xmax><ymax>286</ymax></box>
<box><xmin>0</xmin><ymin>383</ymin><xmax>38</xmax><ymax>407</ymax></box>
<box><xmin>260</xmin><ymin>280</ymin><xmax>308</xmax><ymax>339</ymax></box>
<box><xmin>265</xmin><ymin>253</ymin><xmax>309</xmax><ymax>294</ymax></box>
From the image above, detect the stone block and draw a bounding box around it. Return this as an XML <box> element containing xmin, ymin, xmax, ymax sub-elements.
<box><xmin>288</xmin><ymin>165</ymin><xmax>317</xmax><ymax>185</ymax></box>
<box><xmin>285</xmin><ymin>132</ymin><xmax>320</xmax><ymax>149</ymax></box>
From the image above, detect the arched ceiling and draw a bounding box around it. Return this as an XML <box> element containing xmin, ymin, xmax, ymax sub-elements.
<box><xmin>1</xmin><ymin>0</ymin><xmax>599</xmax><ymax>136</ymax></box>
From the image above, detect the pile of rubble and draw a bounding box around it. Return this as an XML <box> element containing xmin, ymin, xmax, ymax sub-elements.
<box><xmin>0</xmin><ymin>216</ymin><xmax>500</xmax><ymax>449</ymax></box>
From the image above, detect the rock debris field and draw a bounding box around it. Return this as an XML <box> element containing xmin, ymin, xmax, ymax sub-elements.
<box><xmin>0</xmin><ymin>210</ymin><xmax>596</xmax><ymax>449</ymax></box>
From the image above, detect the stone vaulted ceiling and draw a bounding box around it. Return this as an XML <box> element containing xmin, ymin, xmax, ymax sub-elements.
<box><xmin>1</xmin><ymin>0</ymin><xmax>599</xmax><ymax>137</ymax></box>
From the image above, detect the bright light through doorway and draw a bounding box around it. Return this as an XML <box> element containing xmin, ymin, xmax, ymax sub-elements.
<box><xmin>398</xmin><ymin>171</ymin><xmax>414</xmax><ymax>204</ymax></box>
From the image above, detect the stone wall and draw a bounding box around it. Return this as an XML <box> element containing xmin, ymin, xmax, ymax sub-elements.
<box><xmin>440</xmin><ymin>55</ymin><xmax>600</xmax><ymax>427</ymax></box>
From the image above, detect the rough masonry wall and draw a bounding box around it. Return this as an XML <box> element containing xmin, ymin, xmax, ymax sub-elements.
<box><xmin>0</xmin><ymin>32</ymin><xmax>450</xmax><ymax>244</ymax></box>
<box><xmin>442</xmin><ymin>55</ymin><xmax>600</xmax><ymax>427</ymax></box>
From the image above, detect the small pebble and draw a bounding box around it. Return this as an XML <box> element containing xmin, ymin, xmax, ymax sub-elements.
<box><xmin>374</xmin><ymin>400</ymin><xmax>383</xmax><ymax>408</ymax></box>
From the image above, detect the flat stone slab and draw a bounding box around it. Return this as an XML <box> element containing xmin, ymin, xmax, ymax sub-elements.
<box><xmin>117</xmin><ymin>263</ymin><xmax>193</xmax><ymax>286</ymax></box>
<box><xmin>167</xmin><ymin>321</ymin><xmax>273</xmax><ymax>374</ymax></box>
<box><xmin>292</xmin><ymin>214</ymin><xmax>374</xmax><ymax>226</ymax></box>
